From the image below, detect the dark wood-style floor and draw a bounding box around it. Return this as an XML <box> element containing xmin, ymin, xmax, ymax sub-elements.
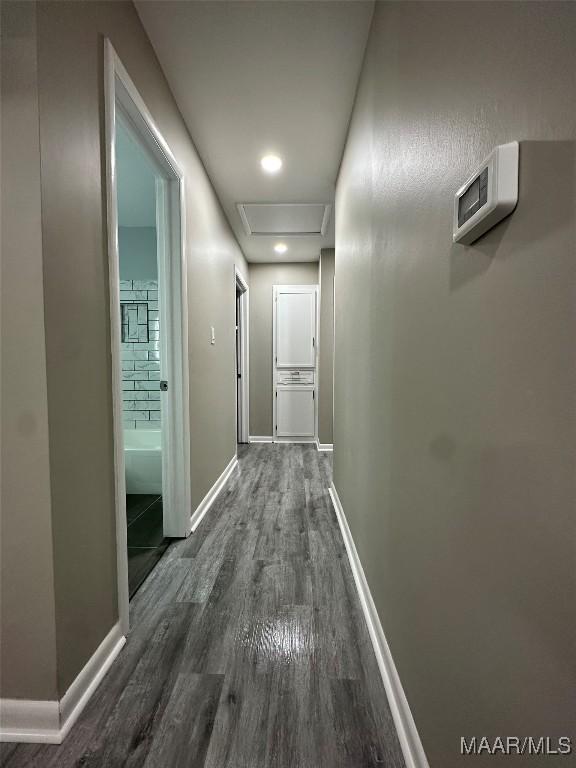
<box><xmin>126</xmin><ymin>494</ymin><xmax>170</xmax><ymax>598</ymax></box>
<box><xmin>0</xmin><ymin>444</ymin><xmax>405</xmax><ymax>768</ymax></box>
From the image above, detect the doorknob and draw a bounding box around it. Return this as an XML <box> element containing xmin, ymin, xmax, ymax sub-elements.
<box><xmin>160</xmin><ymin>380</ymin><xmax>168</xmax><ymax>391</ymax></box>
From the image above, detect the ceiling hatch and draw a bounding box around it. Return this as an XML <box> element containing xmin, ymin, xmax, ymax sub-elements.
<box><xmin>237</xmin><ymin>203</ymin><xmax>332</xmax><ymax>237</ymax></box>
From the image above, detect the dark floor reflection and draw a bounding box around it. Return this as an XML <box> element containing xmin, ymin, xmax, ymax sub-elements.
<box><xmin>126</xmin><ymin>494</ymin><xmax>170</xmax><ymax>597</ymax></box>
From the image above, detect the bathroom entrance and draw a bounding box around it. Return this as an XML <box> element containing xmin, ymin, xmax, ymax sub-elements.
<box><xmin>115</xmin><ymin>117</ymin><xmax>168</xmax><ymax>596</ymax></box>
<box><xmin>105</xmin><ymin>41</ymin><xmax>191</xmax><ymax>628</ymax></box>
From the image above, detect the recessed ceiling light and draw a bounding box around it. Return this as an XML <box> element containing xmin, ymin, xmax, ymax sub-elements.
<box><xmin>261</xmin><ymin>154</ymin><xmax>282</xmax><ymax>174</ymax></box>
<box><xmin>274</xmin><ymin>243</ymin><xmax>288</xmax><ymax>255</ymax></box>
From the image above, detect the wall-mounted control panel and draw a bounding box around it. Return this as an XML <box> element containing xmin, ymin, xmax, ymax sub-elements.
<box><xmin>453</xmin><ymin>141</ymin><xmax>519</xmax><ymax>245</ymax></box>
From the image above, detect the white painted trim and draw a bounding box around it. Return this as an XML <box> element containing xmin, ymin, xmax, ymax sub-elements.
<box><xmin>274</xmin><ymin>437</ymin><xmax>316</xmax><ymax>444</ymax></box>
<box><xmin>104</xmin><ymin>39</ymin><xmax>130</xmax><ymax>635</ymax></box>
<box><xmin>104</xmin><ymin>38</ymin><xmax>192</xmax><ymax>634</ymax></box>
<box><xmin>155</xmin><ymin>176</ymin><xmax>192</xmax><ymax>538</ymax></box>
<box><xmin>175</xmin><ymin>176</ymin><xmax>192</xmax><ymax>531</ymax></box>
<box><xmin>235</xmin><ymin>267</ymin><xmax>250</xmax><ymax>444</ymax></box>
<box><xmin>316</xmin><ymin>261</ymin><xmax>321</xmax><ymax>445</ymax></box>
<box><xmin>328</xmin><ymin>484</ymin><xmax>430</xmax><ymax>768</ymax></box>
<box><xmin>320</xmin><ymin>204</ymin><xmax>333</xmax><ymax>237</ymax></box>
<box><xmin>315</xmin><ymin>438</ymin><xmax>333</xmax><ymax>452</ymax></box>
<box><xmin>190</xmin><ymin>455</ymin><xmax>239</xmax><ymax>533</ymax></box>
<box><xmin>0</xmin><ymin>700</ymin><xmax>60</xmax><ymax>744</ymax></box>
<box><xmin>235</xmin><ymin>265</ymin><xmax>249</xmax><ymax>289</ymax></box>
<box><xmin>58</xmin><ymin>622</ymin><xmax>125</xmax><ymax>740</ymax></box>
<box><xmin>250</xmin><ymin>436</ymin><xmax>316</xmax><ymax>445</ymax></box>
<box><xmin>332</xmin><ymin>271</ymin><xmax>336</xmax><ymax>452</ymax></box>
<box><xmin>0</xmin><ymin>623</ymin><xmax>125</xmax><ymax>744</ymax></box>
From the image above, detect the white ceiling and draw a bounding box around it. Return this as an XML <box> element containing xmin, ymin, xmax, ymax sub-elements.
<box><xmin>135</xmin><ymin>0</ymin><xmax>374</xmax><ymax>262</ymax></box>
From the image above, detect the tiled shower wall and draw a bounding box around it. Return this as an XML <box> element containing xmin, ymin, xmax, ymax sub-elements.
<box><xmin>121</xmin><ymin>279</ymin><xmax>161</xmax><ymax>430</ymax></box>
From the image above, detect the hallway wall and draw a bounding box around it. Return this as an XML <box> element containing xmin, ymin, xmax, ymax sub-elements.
<box><xmin>7</xmin><ymin>0</ymin><xmax>249</xmax><ymax>701</ymax></box>
<box><xmin>334</xmin><ymin>2</ymin><xmax>576</xmax><ymax>765</ymax></box>
<box><xmin>0</xmin><ymin>0</ymin><xmax>58</xmax><ymax>701</ymax></box>
<box><xmin>248</xmin><ymin>262</ymin><xmax>318</xmax><ymax>437</ymax></box>
<box><xmin>318</xmin><ymin>249</ymin><xmax>335</xmax><ymax>445</ymax></box>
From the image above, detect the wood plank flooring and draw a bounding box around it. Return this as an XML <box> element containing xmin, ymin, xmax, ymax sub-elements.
<box><xmin>0</xmin><ymin>444</ymin><xmax>405</xmax><ymax>768</ymax></box>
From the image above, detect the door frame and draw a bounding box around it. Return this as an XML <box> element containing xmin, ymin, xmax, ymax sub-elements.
<box><xmin>104</xmin><ymin>40</ymin><xmax>191</xmax><ymax>634</ymax></box>
<box><xmin>272</xmin><ymin>284</ymin><xmax>319</xmax><ymax>443</ymax></box>
<box><xmin>235</xmin><ymin>267</ymin><xmax>250</xmax><ymax>444</ymax></box>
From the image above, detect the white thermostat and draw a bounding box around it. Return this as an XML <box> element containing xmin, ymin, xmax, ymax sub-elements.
<box><xmin>453</xmin><ymin>141</ymin><xmax>519</xmax><ymax>245</ymax></box>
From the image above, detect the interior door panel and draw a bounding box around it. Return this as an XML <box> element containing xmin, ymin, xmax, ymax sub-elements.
<box><xmin>276</xmin><ymin>290</ymin><xmax>315</xmax><ymax>367</ymax></box>
<box><xmin>276</xmin><ymin>388</ymin><xmax>315</xmax><ymax>437</ymax></box>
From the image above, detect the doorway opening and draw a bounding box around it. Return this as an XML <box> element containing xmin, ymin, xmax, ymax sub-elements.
<box><xmin>115</xmin><ymin>116</ymin><xmax>169</xmax><ymax>597</ymax></box>
<box><xmin>105</xmin><ymin>41</ymin><xmax>191</xmax><ymax>633</ymax></box>
<box><xmin>235</xmin><ymin>268</ymin><xmax>249</xmax><ymax>444</ymax></box>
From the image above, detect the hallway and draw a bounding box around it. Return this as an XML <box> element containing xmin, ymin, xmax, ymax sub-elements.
<box><xmin>3</xmin><ymin>2</ymin><xmax>575</xmax><ymax>761</ymax></box>
<box><xmin>0</xmin><ymin>445</ymin><xmax>404</xmax><ymax>768</ymax></box>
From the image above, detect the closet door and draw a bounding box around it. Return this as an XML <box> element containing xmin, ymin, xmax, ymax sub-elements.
<box><xmin>276</xmin><ymin>387</ymin><xmax>315</xmax><ymax>437</ymax></box>
<box><xmin>275</xmin><ymin>287</ymin><xmax>316</xmax><ymax>368</ymax></box>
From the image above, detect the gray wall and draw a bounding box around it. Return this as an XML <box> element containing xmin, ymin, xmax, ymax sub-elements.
<box><xmin>118</xmin><ymin>227</ymin><xmax>158</xmax><ymax>281</ymax></box>
<box><xmin>21</xmin><ymin>0</ymin><xmax>248</xmax><ymax>698</ymax></box>
<box><xmin>318</xmin><ymin>249</ymin><xmax>335</xmax><ymax>445</ymax></box>
<box><xmin>248</xmin><ymin>262</ymin><xmax>318</xmax><ymax>437</ymax></box>
<box><xmin>334</xmin><ymin>2</ymin><xmax>576</xmax><ymax>766</ymax></box>
<box><xmin>0</xmin><ymin>0</ymin><xmax>58</xmax><ymax>700</ymax></box>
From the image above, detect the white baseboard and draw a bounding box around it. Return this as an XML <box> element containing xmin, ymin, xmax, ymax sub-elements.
<box><xmin>190</xmin><ymin>454</ymin><xmax>238</xmax><ymax>532</ymax></box>
<box><xmin>273</xmin><ymin>436</ymin><xmax>316</xmax><ymax>444</ymax></box>
<box><xmin>249</xmin><ymin>436</ymin><xmax>320</xmax><ymax>445</ymax></box>
<box><xmin>328</xmin><ymin>484</ymin><xmax>430</xmax><ymax>768</ymax></box>
<box><xmin>0</xmin><ymin>700</ymin><xmax>60</xmax><ymax>744</ymax></box>
<box><xmin>59</xmin><ymin>622</ymin><xmax>125</xmax><ymax>740</ymax></box>
<box><xmin>0</xmin><ymin>622</ymin><xmax>125</xmax><ymax>744</ymax></box>
<box><xmin>315</xmin><ymin>438</ymin><xmax>334</xmax><ymax>452</ymax></box>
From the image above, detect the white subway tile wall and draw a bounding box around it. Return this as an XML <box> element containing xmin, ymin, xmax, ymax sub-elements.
<box><xmin>121</xmin><ymin>280</ymin><xmax>161</xmax><ymax>430</ymax></box>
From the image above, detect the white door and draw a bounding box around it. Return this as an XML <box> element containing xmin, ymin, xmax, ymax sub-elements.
<box><xmin>276</xmin><ymin>288</ymin><xmax>316</xmax><ymax>368</ymax></box>
<box><xmin>273</xmin><ymin>285</ymin><xmax>318</xmax><ymax>440</ymax></box>
<box><xmin>276</xmin><ymin>387</ymin><xmax>315</xmax><ymax>437</ymax></box>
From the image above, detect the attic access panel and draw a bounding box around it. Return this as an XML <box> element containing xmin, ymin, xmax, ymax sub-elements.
<box><xmin>237</xmin><ymin>203</ymin><xmax>332</xmax><ymax>237</ymax></box>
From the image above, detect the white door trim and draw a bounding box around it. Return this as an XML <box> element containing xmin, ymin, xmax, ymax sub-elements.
<box><xmin>104</xmin><ymin>39</ymin><xmax>191</xmax><ymax>635</ymax></box>
<box><xmin>315</xmin><ymin>275</ymin><xmax>321</xmax><ymax>443</ymax></box>
<box><xmin>235</xmin><ymin>267</ymin><xmax>250</xmax><ymax>444</ymax></box>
